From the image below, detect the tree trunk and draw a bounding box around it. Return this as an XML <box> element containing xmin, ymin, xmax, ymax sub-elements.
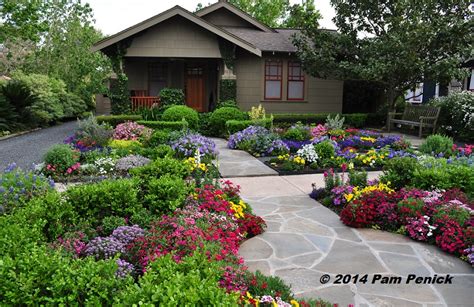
<box><xmin>387</xmin><ymin>85</ymin><xmax>396</xmax><ymax>112</ymax></box>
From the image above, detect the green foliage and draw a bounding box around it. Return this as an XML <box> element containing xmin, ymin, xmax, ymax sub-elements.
<box><xmin>325</xmin><ymin>114</ymin><xmax>345</xmax><ymax>130</ymax></box>
<box><xmin>226</xmin><ymin>118</ymin><xmax>273</xmax><ymax>135</ymax></box>
<box><xmin>380</xmin><ymin>157</ymin><xmax>419</xmax><ymax>190</ymax></box>
<box><xmin>419</xmin><ymin>134</ymin><xmax>454</xmax><ymax>156</ymax></box>
<box><xmin>244</xmin><ymin>270</ymin><xmax>293</xmax><ymax>302</ymax></box>
<box><xmin>43</xmin><ymin>144</ymin><xmax>78</xmax><ymax>173</ymax></box>
<box><xmin>344</xmin><ymin>113</ymin><xmax>368</xmax><ymax>128</ymax></box>
<box><xmin>143</xmin><ymin>175</ymin><xmax>192</xmax><ymax>214</ymax></box>
<box><xmin>314</xmin><ymin>140</ymin><xmax>335</xmax><ymax>160</ymax></box>
<box><xmin>412</xmin><ymin>164</ymin><xmax>473</xmax><ymax>194</ymax></box>
<box><xmin>209</xmin><ymin>106</ymin><xmax>247</xmax><ymax>136</ymax></box>
<box><xmin>65</xmin><ymin>179</ymin><xmax>141</xmax><ymax>226</ymax></box>
<box><xmin>137</xmin><ymin>120</ymin><xmax>188</xmax><ymax>131</ymax></box>
<box><xmin>198</xmin><ymin>112</ymin><xmax>213</xmax><ymax>136</ymax></box>
<box><xmin>433</xmin><ymin>205</ymin><xmax>471</xmax><ymax>226</ymax></box>
<box><xmin>109</xmin><ymin>73</ymin><xmax>130</xmax><ymax>115</ymax></box>
<box><xmin>162</xmin><ymin>105</ymin><xmax>199</xmax><ymax>130</ymax></box>
<box><xmin>397</xmin><ymin>198</ymin><xmax>425</xmax><ymax>219</ymax></box>
<box><xmin>283</xmin><ymin>122</ymin><xmax>311</xmax><ymax>141</ymax></box>
<box><xmin>294</xmin><ymin>0</ymin><xmax>473</xmax><ymax>110</ymax></box>
<box><xmin>138</xmin><ymin>107</ymin><xmax>161</xmax><ymax>121</ymax></box>
<box><xmin>159</xmin><ymin>88</ymin><xmax>185</xmax><ymax>107</ymax></box>
<box><xmin>101</xmin><ymin>216</ymin><xmax>127</xmax><ymax>236</ymax></box>
<box><xmin>0</xmin><ymin>246</ymin><xmax>133</xmax><ymax>305</ymax></box>
<box><xmin>116</xmin><ymin>251</ymin><xmax>238</xmax><ymax>305</ymax></box>
<box><xmin>283</xmin><ymin>0</ymin><xmax>321</xmax><ymax>29</ymax></box>
<box><xmin>216</xmin><ymin>99</ymin><xmax>239</xmax><ymax>109</ymax></box>
<box><xmin>96</xmin><ymin>114</ymin><xmax>142</xmax><ymax>127</ymax></box>
<box><xmin>143</xmin><ymin>130</ymin><xmax>171</xmax><ymax>147</ymax></box>
<box><xmin>272</xmin><ymin>113</ymin><xmax>369</xmax><ymax>127</ymax></box>
<box><xmin>219</xmin><ymin>79</ymin><xmax>237</xmax><ymax>102</ymax></box>
<box><xmin>1</xmin><ymin>79</ymin><xmax>36</xmax><ymax>125</ymax></box>
<box><xmin>348</xmin><ymin>170</ymin><xmax>368</xmax><ymax>187</ymax></box>
<box><xmin>130</xmin><ymin>157</ymin><xmax>190</xmax><ymax>181</ymax></box>
<box><xmin>0</xmin><ymin>92</ymin><xmax>19</xmax><ymax>131</ymax></box>
<box><xmin>430</xmin><ymin>91</ymin><xmax>473</xmax><ymax>141</ymax></box>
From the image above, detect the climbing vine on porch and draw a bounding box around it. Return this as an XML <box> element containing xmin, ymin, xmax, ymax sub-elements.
<box><xmin>218</xmin><ymin>40</ymin><xmax>236</xmax><ymax>70</ymax></box>
<box><xmin>108</xmin><ymin>41</ymin><xmax>132</xmax><ymax>114</ymax></box>
<box><xmin>220</xmin><ymin>79</ymin><xmax>237</xmax><ymax>102</ymax></box>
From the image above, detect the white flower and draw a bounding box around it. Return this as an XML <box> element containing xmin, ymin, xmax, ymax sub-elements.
<box><xmin>296</xmin><ymin>144</ymin><xmax>319</xmax><ymax>163</ymax></box>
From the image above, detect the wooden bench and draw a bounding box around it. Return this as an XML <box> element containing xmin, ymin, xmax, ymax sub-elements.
<box><xmin>387</xmin><ymin>105</ymin><xmax>440</xmax><ymax>137</ymax></box>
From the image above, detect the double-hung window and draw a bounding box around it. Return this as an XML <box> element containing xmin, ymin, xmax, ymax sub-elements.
<box><xmin>287</xmin><ymin>61</ymin><xmax>305</xmax><ymax>100</ymax></box>
<box><xmin>264</xmin><ymin>59</ymin><xmax>283</xmax><ymax>100</ymax></box>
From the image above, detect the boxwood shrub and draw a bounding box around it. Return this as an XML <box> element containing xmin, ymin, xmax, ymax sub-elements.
<box><xmin>161</xmin><ymin>105</ymin><xmax>199</xmax><ymax>129</ymax></box>
<box><xmin>96</xmin><ymin>115</ymin><xmax>142</xmax><ymax>127</ymax></box>
<box><xmin>209</xmin><ymin>107</ymin><xmax>247</xmax><ymax>136</ymax></box>
<box><xmin>272</xmin><ymin>113</ymin><xmax>368</xmax><ymax>128</ymax></box>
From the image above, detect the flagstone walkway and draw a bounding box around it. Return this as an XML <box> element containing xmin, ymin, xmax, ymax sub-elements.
<box><xmin>226</xmin><ymin>175</ymin><xmax>473</xmax><ymax>307</ymax></box>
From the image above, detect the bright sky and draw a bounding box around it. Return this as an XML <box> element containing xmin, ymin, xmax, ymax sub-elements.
<box><xmin>86</xmin><ymin>0</ymin><xmax>336</xmax><ymax>36</ymax></box>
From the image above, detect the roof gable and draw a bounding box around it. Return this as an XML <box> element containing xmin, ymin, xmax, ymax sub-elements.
<box><xmin>92</xmin><ymin>6</ymin><xmax>261</xmax><ymax>56</ymax></box>
<box><xmin>196</xmin><ymin>1</ymin><xmax>275</xmax><ymax>33</ymax></box>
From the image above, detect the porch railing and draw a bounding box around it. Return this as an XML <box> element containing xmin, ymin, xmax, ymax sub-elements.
<box><xmin>131</xmin><ymin>96</ymin><xmax>160</xmax><ymax>111</ymax></box>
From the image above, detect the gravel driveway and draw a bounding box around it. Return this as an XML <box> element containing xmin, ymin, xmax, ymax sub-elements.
<box><xmin>0</xmin><ymin>121</ymin><xmax>77</xmax><ymax>171</ymax></box>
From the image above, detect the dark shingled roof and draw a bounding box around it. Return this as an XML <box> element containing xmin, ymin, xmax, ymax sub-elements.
<box><xmin>222</xmin><ymin>27</ymin><xmax>301</xmax><ymax>53</ymax></box>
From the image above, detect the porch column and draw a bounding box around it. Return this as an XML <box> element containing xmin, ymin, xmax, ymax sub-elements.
<box><xmin>219</xmin><ymin>63</ymin><xmax>237</xmax><ymax>102</ymax></box>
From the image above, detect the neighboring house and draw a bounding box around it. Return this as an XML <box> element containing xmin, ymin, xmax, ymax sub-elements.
<box><xmin>92</xmin><ymin>0</ymin><xmax>343</xmax><ymax>113</ymax></box>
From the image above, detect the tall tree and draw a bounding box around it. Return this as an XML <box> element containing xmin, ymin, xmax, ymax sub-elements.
<box><xmin>282</xmin><ymin>0</ymin><xmax>321</xmax><ymax>29</ymax></box>
<box><xmin>1</xmin><ymin>0</ymin><xmax>111</xmax><ymax>108</ymax></box>
<box><xmin>227</xmin><ymin>0</ymin><xmax>289</xmax><ymax>27</ymax></box>
<box><xmin>294</xmin><ymin>0</ymin><xmax>474</xmax><ymax>110</ymax></box>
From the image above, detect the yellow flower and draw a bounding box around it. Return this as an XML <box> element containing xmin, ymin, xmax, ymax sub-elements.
<box><xmin>290</xmin><ymin>300</ymin><xmax>300</xmax><ymax>307</ymax></box>
<box><xmin>345</xmin><ymin>193</ymin><xmax>354</xmax><ymax>202</ymax></box>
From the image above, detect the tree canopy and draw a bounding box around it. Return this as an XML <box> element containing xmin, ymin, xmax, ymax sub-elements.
<box><xmin>1</xmin><ymin>0</ymin><xmax>111</xmax><ymax>108</ymax></box>
<box><xmin>294</xmin><ymin>0</ymin><xmax>474</xmax><ymax>109</ymax></box>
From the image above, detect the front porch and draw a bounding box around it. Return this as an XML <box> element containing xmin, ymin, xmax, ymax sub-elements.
<box><xmin>125</xmin><ymin>57</ymin><xmax>221</xmax><ymax>112</ymax></box>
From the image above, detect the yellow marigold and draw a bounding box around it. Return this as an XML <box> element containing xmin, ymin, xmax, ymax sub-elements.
<box><xmin>290</xmin><ymin>300</ymin><xmax>300</xmax><ymax>307</ymax></box>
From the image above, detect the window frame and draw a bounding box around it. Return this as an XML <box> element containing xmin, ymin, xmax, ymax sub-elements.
<box><xmin>287</xmin><ymin>60</ymin><xmax>305</xmax><ymax>101</ymax></box>
<box><xmin>264</xmin><ymin>59</ymin><xmax>283</xmax><ymax>100</ymax></box>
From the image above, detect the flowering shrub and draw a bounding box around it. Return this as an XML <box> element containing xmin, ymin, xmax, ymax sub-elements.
<box><xmin>171</xmin><ymin>134</ymin><xmax>217</xmax><ymax>160</ymax></box>
<box><xmin>310</xmin><ymin>124</ymin><xmax>327</xmax><ymax>138</ymax></box>
<box><xmin>435</xmin><ymin>218</ymin><xmax>466</xmax><ymax>254</ymax></box>
<box><xmin>0</xmin><ymin>163</ymin><xmax>54</xmax><ymax>214</ymax></box>
<box><xmin>116</xmin><ymin>259</ymin><xmax>135</xmax><ymax>278</ymax></box>
<box><xmin>84</xmin><ymin>236</ymin><xmax>126</xmax><ymax>260</ymax></box>
<box><xmin>228</xmin><ymin>126</ymin><xmax>289</xmax><ymax>156</ymax></box>
<box><xmin>113</xmin><ymin>121</ymin><xmax>151</xmax><ymax>141</ymax></box>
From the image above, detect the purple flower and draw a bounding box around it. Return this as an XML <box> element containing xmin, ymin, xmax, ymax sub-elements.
<box><xmin>116</xmin><ymin>259</ymin><xmax>135</xmax><ymax>278</ymax></box>
<box><xmin>84</xmin><ymin>237</ymin><xmax>125</xmax><ymax>260</ymax></box>
<box><xmin>112</xmin><ymin>225</ymin><xmax>145</xmax><ymax>245</ymax></box>
<box><xmin>171</xmin><ymin>134</ymin><xmax>218</xmax><ymax>158</ymax></box>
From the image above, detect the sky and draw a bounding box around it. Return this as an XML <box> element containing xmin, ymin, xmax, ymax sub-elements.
<box><xmin>86</xmin><ymin>0</ymin><xmax>336</xmax><ymax>36</ymax></box>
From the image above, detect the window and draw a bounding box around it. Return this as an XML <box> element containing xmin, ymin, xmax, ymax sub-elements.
<box><xmin>287</xmin><ymin>61</ymin><xmax>305</xmax><ymax>100</ymax></box>
<box><xmin>264</xmin><ymin>59</ymin><xmax>282</xmax><ymax>100</ymax></box>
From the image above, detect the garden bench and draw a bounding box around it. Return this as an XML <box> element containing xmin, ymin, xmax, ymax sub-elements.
<box><xmin>387</xmin><ymin>105</ymin><xmax>440</xmax><ymax>137</ymax></box>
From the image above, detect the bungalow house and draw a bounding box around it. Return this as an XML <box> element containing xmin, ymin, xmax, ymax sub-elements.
<box><xmin>92</xmin><ymin>0</ymin><xmax>343</xmax><ymax>114</ymax></box>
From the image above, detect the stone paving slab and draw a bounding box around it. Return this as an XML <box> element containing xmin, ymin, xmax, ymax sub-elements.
<box><xmin>212</xmin><ymin>138</ymin><xmax>278</xmax><ymax>177</ymax></box>
<box><xmin>232</xmin><ymin>176</ymin><xmax>474</xmax><ymax>307</ymax></box>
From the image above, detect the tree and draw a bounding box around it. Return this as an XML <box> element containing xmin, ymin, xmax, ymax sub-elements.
<box><xmin>1</xmin><ymin>0</ymin><xmax>111</xmax><ymax>109</ymax></box>
<box><xmin>282</xmin><ymin>0</ymin><xmax>321</xmax><ymax>29</ymax></box>
<box><xmin>294</xmin><ymin>0</ymin><xmax>474</xmax><ymax>111</ymax></box>
<box><xmin>228</xmin><ymin>0</ymin><xmax>288</xmax><ymax>27</ymax></box>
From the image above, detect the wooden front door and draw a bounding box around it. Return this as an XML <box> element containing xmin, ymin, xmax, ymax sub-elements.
<box><xmin>186</xmin><ymin>66</ymin><xmax>205</xmax><ymax>112</ymax></box>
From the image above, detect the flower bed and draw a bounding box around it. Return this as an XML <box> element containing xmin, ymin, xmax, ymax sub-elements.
<box><xmin>310</xmin><ymin>165</ymin><xmax>474</xmax><ymax>265</ymax></box>
<box><xmin>0</xmin><ymin>117</ymin><xmax>332</xmax><ymax>305</ymax></box>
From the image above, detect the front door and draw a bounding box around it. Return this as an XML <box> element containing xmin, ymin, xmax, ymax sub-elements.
<box><xmin>186</xmin><ymin>66</ymin><xmax>205</xmax><ymax>112</ymax></box>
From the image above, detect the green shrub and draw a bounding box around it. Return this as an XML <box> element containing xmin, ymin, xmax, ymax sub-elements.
<box><xmin>348</xmin><ymin>170</ymin><xmax>368</xmax><ymax>187</ymax></box>
<box><xmin>109</xmin><ymin>73</ymin><xmax>130</xmax><ymax>115</ymax></box>
<box><xmin>219</xmin><ymin>79</ymin><xmax>237</xmax><ymax>102</ymax></box>
<box><xmin>137</xmin><ymin>119</ymin><xmax>188</xmax><ymax>131</ymax></box>
<box><xmin>380</xmin><ymin>157</ymin><xmax>419</xmax><ymax>189</ymax></box>
<box><xmin>419</xmin><ymin>134</ymin><xmax>454</xmax><ymax>156</ymax></box>
<box><xmin>62</xmin><ymin>92</ymin><xmax>87</xmax><ymax>118</ymax></box>
<box><xmin>314</xmin><ymin>140</ymin><xmax>335</xmax><ymax>160</ymax></box>
<box><xmin>216</xmin><ymin>99</ymin><xmax>238</xmax><ymax>109</ymax></box>
<box><xmin>101</xmin><ymin>216</ymin><xmax>127</xmax><ymax>236</ymax></box>
<box><xmin>344</xmin><ymin>113</ymin><xmax>368</xmax><ymax>128</ymax></box>
<box><xmin>138</xmin><ymin>144</ymin><xmax>174</xmax><ymax>160</ymax></box>
<box><xmin>130</xmin><ymin>157</ymin><xmax>190</xmax><ymax>181</ymax></box>
<box><xmin>0</xmin><ymin>92</ymin><xmax>19</xmax><ymax>131</ymax></box>
<box><xmin>412</xmin><ymin>164</ymin><xmax>473</xmax><ymax>194</ymax></box>
<box><xmin>209</xmin><ymin>107</ymin><xmax>247</xmax><ymax>136</ymax></box>
<box><xmin>272</xmin><ymin>113</ymin><xmax>369</xmax><ymax>128</ymax></box>
<box><xmin>283</xmin><ymin>122</ymin><xmax>311</xmax><ymax>141</ymax></box>
<box><xmin>144</xmin><ymin>129</ymin><xmax>172</xmax><ymax>147</ymax></box>
<box><xmin>0</xmin><ymin>246</ymin><xmax>133</xmax><ymax>305</ymax></box>
<box><xmin>226</xmin><ymin>118</ymin><xmax>273</xmax><ymax>135</ymax></box>
<box><xmin>43</xmin><ymin>144</ymin><xmax>79</xmax><ymax>173</ymax></box>
<box><xmin>96</xmin><ymin>115</ymin><xmax>142</xmax><ymax>127</ymax></box>
<box><xmin>198</xmin><ymin>112</ymin><xmax>213</xmax><ymax>136</ymax></box>
<box><xmin>116</xmin><ymin>250</ymin><xmax>237</xmax><ymax>305</ymax></box>
<box><xmin>65</xmin><ymin>179</ymin><xmax>141</xmax><ymax>226</ymax></box>
<box><xmin>432</xmin><ymin>205</ymin><xmax>471</xmax><ymax>226</ymax></box>
<box><xmin>162</xmin><ymin>105</ymin><xmax>199</xmax><ymax>129</ymax></box>
<box><xmin>138</xmin><ymin>107</ymin><xmax>161</xmax><ymax>121</ymax></box>
<box><xmin>1</xmin><ymin>79</ymin><xmax>37</xmax><ymax>125</ymax></box>
<box><xmin>430</xmin><ymin>91</ymin><xmax>473</xmax><ymax>141</ymax></box>
<box><xmin>159</xmin><ymin>88</ymin><xmax>185</xmax><ymax>107</ymax></box>
<box><xmin>143</xmin><ymin>175</ymin><xmax>192</xmax><ymax>214</ymax></box>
